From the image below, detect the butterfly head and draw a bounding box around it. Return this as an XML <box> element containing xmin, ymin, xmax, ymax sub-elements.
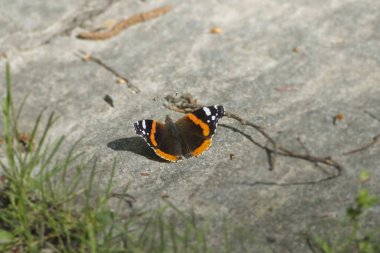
<box><xmin>165</xmin><ymin>115</ymin><xmax>174</xmax><ymax>124</ymax></box>
<box><xmin>165</xmin><ymin>115</ymin><xmax>180</xmax><ymax>138</ymax></box>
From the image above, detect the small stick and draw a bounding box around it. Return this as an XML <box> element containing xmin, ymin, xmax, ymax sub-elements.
<box><xmin>164</xmin><ymin>93</ymin><xmax>343</xmax><ymax>180</ymax></box>
<box><xmin>296</xmin><ymin>137</ymin><xmax>330</xmax><ymax>174</ymax></box>
<box><xmin>364</xmin><ymin>110</ymin><xmax>380</xmax><ymax>123</ymax></box>
<box><xmin>342</xmin><ymin>133</ymin><xmax>380</xmax><ymax>155</ymax></box>
<box><xmin>225</xmin><ymin>111</ymin><xmax>277</xmax><ymax>170</ymax></box>
<box><xmin>111</xmin><ymin>192</ymin><xmax>136</xmax><ymax>208</ymax></box>
<box><xmin>77</xmin><ymin>5</ymin><xmax>172</xmax><ymax>40</ymax></box>
<box><xmin>78</xmin><ymin>51</ymin><xmax>141</xmax><ymax>94</ymax></box>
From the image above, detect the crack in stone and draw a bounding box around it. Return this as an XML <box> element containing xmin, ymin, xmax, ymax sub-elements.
<box><xmin>6</xmin><ymin>0</ymin><xmax>119</xmax><ymax>51</ymax></box>
<box><xmin>42</xmin><ymin>0</ymin><xmax>119</xmax><ymax>44</ymax></box>
<box><xmin>364</xmin><ymin>110</ymin><xmax>380</xmax><ymax>123</ymax></box>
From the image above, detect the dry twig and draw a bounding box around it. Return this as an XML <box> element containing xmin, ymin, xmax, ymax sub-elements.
<box><xmin>342</xmin><ymin>133</ymin><xmax>380</xmax><ymax>155</ymax></box>
<box><xmin>164</xmin><ymin>93</ymin><xmax>343</xmax><ymax>184</ymax></box>
<box><xmin>111</xmin><ymin>192</ymin><xmax>136</xmax><ymax>208</ymax></box>
<box><xmin>77</xmin><ymin>5</ymin><xmax>172</xmax><ymax>40</ymax></box>
<box><xmin>78</xmin><ymin>51</ymin><xmax>141</xmax><ymax>94</ymax></box>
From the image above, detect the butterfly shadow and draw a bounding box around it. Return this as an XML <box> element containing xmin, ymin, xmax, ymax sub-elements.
<box><xmin>107</xmin><ymin>136</ymin><xmax>169</xmax><ymax>163</ymax></box>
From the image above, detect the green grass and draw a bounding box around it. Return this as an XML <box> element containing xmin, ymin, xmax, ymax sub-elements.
<box><xmin>308</xmin><ymin>171</ymin><xmax>380</xmax><ymax>253</ymax></box>
<box><xmin>0</xmin><ymin>60</ymin><xmax>227</xmax><ymax>253</ymax></box>
<box><xmin>2</xmin><ymin>59</ymin><xmax>379</xmax><ymax>253</ymax></box>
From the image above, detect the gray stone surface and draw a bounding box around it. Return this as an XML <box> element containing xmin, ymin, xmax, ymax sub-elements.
<box><xmin>1</xmin><ymin>0</ymin><xmax>380</xmax><ymax>251</ymax></box>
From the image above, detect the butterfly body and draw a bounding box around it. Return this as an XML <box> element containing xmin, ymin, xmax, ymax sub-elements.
<box><xmin>134</xmin><ymin>105</ymin><xmax>224</xmax><ymax>162</ymax></box>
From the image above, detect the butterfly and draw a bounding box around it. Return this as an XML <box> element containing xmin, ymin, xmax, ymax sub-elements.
<box><xmin>134</xmin><ymin>105</ymin><xmax>224</xmax><ymax>162</ymax></box>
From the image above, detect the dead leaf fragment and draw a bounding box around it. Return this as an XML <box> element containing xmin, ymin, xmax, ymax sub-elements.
<box><xmin>116</xmin><ymin>78</ymin><xmax>126</xmax><ymax>84</ymax></box>
<box><xmin>140</xmin><ymin>171</ymin><xmax>150</xmax><ymax>176</ymax></box>
<box><xmin>161</xmin><ymin>191</ymin><xmax>169</xmax><ymax>199</ymax></box>
<box><xmin>274</xmin><ymin>86</ymin><xmax>298</xmax><ymax>92</ymax></box>
<box><xmin>335</xmin><ymin>113</ymin><xmax>345</xmax><ymax>121</ymax></box>
<box><xmin>319</xmin><ymin>212</ymin><xmax>338</xmax><ymax>219</ymax></box>
<box><xmin>18</xmin><ymin>132</ymin><xmax>34</xmax><ymax>152</ymax></box>
<box><xmin>0</xmin><ymin>175</ymin><xmax>8</xmax><ymax>184</ymax></box>
<box><xmin>333</xmin><ymin>113</ymin><xmax>345</xmax><ymax>125</ymax></box>
<box><xmin>210</xmin><ymin>27</ymin><xmax>222</xmax><ymax>34</ymax></box>
<box><xmin>81</xmin><ymin>53</ymin><xmax>92</xmax><ymax>62</ymax></box>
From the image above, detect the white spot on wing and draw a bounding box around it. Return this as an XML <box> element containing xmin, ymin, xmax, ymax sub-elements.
<box><xmin>203</xmin><ymin>107</ymin><xmax>211</xmax><ymax>116</ymax></box>
<box><xmin>214</xmin><ymin>105</ymin><xmax>218</xmax><ymax>109</ymax></box>
<box><xmin>211</xmin><ymin>115</ymin><xmax>216</xmax><ymax>121</ymax></box>
<box><xmin>142</xmin><ymin>120</ymin><xmax>146</xmax><ymax>129</ymax></box>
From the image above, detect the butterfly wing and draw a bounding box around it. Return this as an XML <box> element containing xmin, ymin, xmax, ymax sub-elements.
<box><xmin>134</xmin><ymin>120</ymin><xmax>181</xmax><ymax>162</ymax></box>
<box><xmin>176</xmin><ymin>105</ymin><xmax>224</xmax><ymax>158</ymax></box>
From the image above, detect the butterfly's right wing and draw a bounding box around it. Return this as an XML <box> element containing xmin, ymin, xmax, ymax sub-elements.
<box><xmin>175</xmin><ymin>105</ymin><xmax>224</xmax><ymax>158</ymax></box>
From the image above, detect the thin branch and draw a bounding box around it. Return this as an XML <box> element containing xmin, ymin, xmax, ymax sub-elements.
<box><xmin>296</xmin><ymin>137</ymin><xmax>334</xmax><ymax>175</ymax></box>
<box><xmin>277</xmin><ymin>146</ymin><xmax>342</xmax><ymax>176</ymax></box>
<box><xmin>164</xmin><ymin>93</ymin><xmax>343</xmax><ymax>184</ymax></box>
<box><xmin>77</xmin><ymin>5</ymin><xmax>172</xmax><ymax>40</ymax></box>
<box><xmin>364</xmin><ymin>110</ymin><xmax>380</xmax><ymax>123</ymax></box>
<box><xmin>222</xmin><ymin>124</ymin><xmax>342</xmax><ymax>184</ymax></box>
<box><xmin>224</xmin><ymin>111</ymin><xmax>277</xmax><ymax>170</ymax></box>
<box><xmin>77</xmin><ymin>51</ymin><xmax>141</xmax><ymax>94</ymax></box>
<box><xmin>342</xmin><ymin>133</ymin><xmax>380</xmax><ymax>155</ymax></box>
<box><xmin>111</xmin><ymin>192</ymin><xmax>136</xmax><ymax>208</ymax></box>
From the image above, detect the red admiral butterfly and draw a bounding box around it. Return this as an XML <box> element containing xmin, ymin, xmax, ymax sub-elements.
<box><xmin>134</xmin><ymin>105</ymin><xmax>224</xmax><ymax>162</ymax></box>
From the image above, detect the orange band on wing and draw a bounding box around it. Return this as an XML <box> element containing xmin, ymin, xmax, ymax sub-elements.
<box><xmin>187</xmin><ymin>113</ymin><xmax>210</xmax><ymax>136</ymax></box>
<box><xmin>150</xmin><ymin>121</ymin><xmax>158</xmax><ymax>146</ymax></box>
<box><xmin>191</xmin><ymin>139</ymin><xmax>212</xmax><ymax>157</ymax></box>
<box><xmin>155</xmin><ymin>149</ymin><xmax>179</xmax><ymax>162</ymax></box>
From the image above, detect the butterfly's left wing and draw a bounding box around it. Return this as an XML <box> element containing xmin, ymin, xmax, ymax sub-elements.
<box><xmin>134</xmin><ymin>119</ymin><xmax>182</xmax><ymax>162</ymax></box>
